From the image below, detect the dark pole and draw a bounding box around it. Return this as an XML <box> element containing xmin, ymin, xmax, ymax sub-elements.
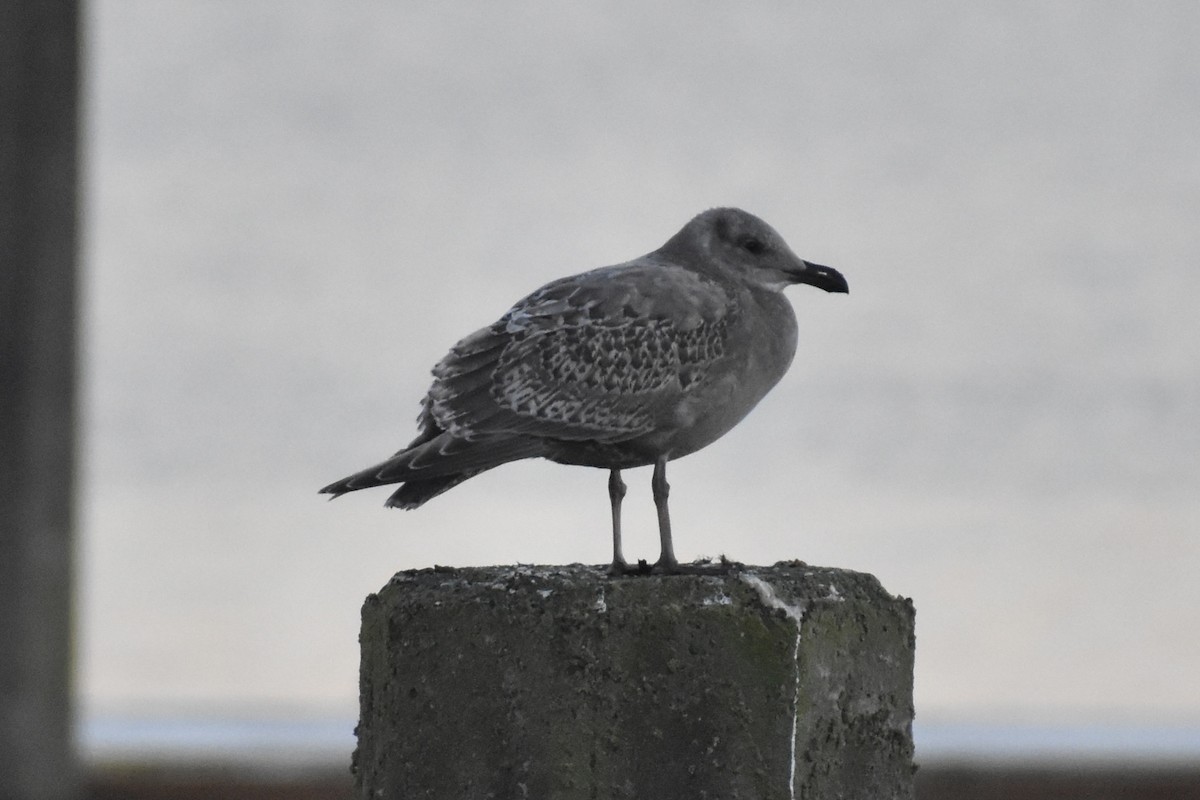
<box><xmin>0</xmin><ymin>2</ymin><xmax>82</xmax><ymax>798</ymax></box>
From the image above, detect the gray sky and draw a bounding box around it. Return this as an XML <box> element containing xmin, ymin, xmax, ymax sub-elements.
<box><xmin>83</xmin><ymin>1</ymin><xmax>1200</xmax><ymax>730</ymax></box>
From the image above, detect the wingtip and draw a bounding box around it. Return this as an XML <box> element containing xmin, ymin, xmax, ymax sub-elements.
<box><xmin>318</xmin><ymin>480</ymin><xmax>348</xmax><ymax>498</ymax></box>
<box><xmin>383</xmin><ymin>498</ymin><xmax>418</xmax><ymax>510</ymax></box>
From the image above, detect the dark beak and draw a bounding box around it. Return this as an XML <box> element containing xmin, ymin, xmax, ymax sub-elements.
<box><xmin>791</xmin><ymin>261</ymin><xmax>848</xmax><ymax>294</ymax></box>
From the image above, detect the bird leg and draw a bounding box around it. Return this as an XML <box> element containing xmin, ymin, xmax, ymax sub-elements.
<box><xmin>608</xmin><ymin>468</ymin><xmax>629</xmax><ymax>573</ymax></box>
<box><xmin>652</xmin><ymin>457</ymin><xmax>679</xmax><ymax>571</ymax></box>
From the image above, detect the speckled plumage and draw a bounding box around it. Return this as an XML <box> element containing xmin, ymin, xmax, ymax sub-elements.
<box><xmin>321</xmin><ymin>207</ymin><xmax>848</xmax><ymax>571</ymax></box>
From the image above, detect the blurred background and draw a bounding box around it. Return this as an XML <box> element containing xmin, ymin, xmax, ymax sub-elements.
<box><xmin>59</xmin><ymin>0</ymin><xmax>1200</xmax><ymax>795</ymax></box>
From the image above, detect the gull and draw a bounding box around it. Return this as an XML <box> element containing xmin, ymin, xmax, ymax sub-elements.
<box><xmin>320</xmin><ymin>208</ymin><xmax>848</xmax><ymax>573</ymax></box>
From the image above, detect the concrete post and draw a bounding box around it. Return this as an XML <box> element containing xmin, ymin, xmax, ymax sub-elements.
<box><xmin>0</xmin><ymin>2</ymin><xmax>81</xmax><ymax>799</ymax></box>
<box><xmin>356</xmin><ymin>562</ymin><xmax>915</xmax><ymax>799</ymax></box>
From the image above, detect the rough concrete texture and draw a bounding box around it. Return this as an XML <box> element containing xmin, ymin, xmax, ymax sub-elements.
<box><xmin>355</xmin><ymin>562</ymin><xmax>915</xmax><ymax>800</ymax></box>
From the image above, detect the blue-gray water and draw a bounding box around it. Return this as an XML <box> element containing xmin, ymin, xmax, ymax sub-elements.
<box><xmin>83</xmin><ymin>1</ymin><xmax>1200</xmax><ymax>756</ymax></box>
<box><xmin>79</xmin><ymin>716</ymin><xmax>1200</xmax><ymax>768</ymax></box>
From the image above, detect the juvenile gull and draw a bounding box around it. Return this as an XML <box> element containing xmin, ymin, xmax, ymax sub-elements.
<box><xmin>320</xmin><ymin>208</ymin><xmax>848</xmax><ymax>572</ymax></box>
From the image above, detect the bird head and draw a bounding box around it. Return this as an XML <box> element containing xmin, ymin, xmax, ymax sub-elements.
<box><xmin>668</xmin><ymin>207</ymin><xmax>849</xmax><ymax>295</ymax></box>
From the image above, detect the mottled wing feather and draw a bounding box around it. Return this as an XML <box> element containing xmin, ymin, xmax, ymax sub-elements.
<box><xmin>423</xmin><ymin>262</ymin><xmax>736</xmax><ymax>443</ymax></box>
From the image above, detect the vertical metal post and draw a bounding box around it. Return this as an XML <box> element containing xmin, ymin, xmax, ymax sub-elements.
<box><xmin>0</xmin><ymin>2</ymin><xmax>82</xmax><ymax>798</ymax></box>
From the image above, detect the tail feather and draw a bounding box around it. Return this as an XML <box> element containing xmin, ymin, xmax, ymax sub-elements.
<box><xmin>319</xmin><ymin>432</ymin><xmax>548</xmax><ymax>506</ymax></box>
<box><xmin>384</xmin><ymin>473</ymin><xmax>478</xmax><ymax>509</ymax></box>
<box><xmin>387</xmin><ymin>433</ymin><xmax>547</xmax><ymax>476</ymax></box>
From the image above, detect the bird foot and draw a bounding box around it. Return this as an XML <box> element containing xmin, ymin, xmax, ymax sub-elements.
<box><xmin>607</xmin><ymin>555</ymin><xmax>741</xmax><ymax>576</ymax></box>
<box><xmin>655</xmin><ymin>554</ymin><xmax>742</xmax><ymax>575</ymax></box>
<box><xmin>608</xmin><ymin>558</ymin><xmax>654</xmax><ymax>576</ymax></box>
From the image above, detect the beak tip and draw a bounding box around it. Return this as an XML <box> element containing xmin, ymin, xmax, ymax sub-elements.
<box><xmin>798</xmin><ymin>261</ymin><xmax>849</xmax><ymax>294</ymax></box>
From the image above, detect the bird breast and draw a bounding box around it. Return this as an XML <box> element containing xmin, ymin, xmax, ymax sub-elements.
<box><xmin>642</xmin><ymin>286</ymin><xmax>799</xmax><ymax>460</ymax></box>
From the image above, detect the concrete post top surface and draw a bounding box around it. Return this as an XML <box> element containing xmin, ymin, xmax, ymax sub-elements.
<box><xmin>371</xmin><ymin>560</ymin><xmax>908</xmax><ymax>617</ymax></box>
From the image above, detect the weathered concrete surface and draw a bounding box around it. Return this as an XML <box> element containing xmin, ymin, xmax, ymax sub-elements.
<box><xmin>355</xmin><ymin>562</ymin><xmax>915</xmax><ymax>800</ymax></box>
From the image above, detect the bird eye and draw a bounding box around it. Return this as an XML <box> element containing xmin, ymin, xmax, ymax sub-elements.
<box><xmin>739</xmin><ymin>237</ymin><xmax>767</xmax><ymax>255</ymax></box>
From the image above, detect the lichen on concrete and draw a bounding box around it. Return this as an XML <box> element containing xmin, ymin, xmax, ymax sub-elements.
<box><xmin>355</xmin><ymin>562</ymin><xmax>915</xmax><ymax>800</ymax></box>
